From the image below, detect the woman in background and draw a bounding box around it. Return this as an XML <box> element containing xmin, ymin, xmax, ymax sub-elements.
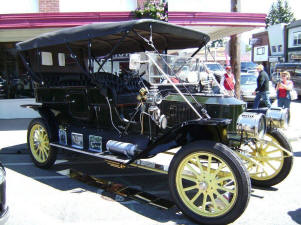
<box><xmin>276</xmin><ymin>71</ymin><xmax>294</xmax><ymax>109</ymax></box>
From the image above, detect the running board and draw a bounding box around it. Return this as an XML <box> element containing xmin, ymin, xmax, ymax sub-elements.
<box><xmin>50</xmin><ymin>143</ymin><xmax>131</xmax><ymax>164</ymax></box>
<box><xmin>50</xmin><ymin>143</ymin><xmax>170</xmax><ymax>174</ymax></box>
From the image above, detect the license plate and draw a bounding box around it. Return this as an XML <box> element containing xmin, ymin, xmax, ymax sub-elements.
<box><xmin>71</xmin><ymin>132</ymin><xmax>83</xmax><ymax>149</ymax></box>
<box><xmin>89</xmin><ymin>135</ymin><xmax>102</xmax><ymax>152</ymax></box>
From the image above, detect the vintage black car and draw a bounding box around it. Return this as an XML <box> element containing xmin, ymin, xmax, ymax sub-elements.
<box><xmin>16</xmin><ymin>19</ymin><xmax>293</xmax><ymax>225</ymax></box>
<box><xmin>0</xmin><ymin>162</ymin><xmax>8</xmax><ymax>225</ymax></box>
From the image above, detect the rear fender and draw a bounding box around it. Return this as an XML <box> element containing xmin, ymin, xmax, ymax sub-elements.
<box><xmin>21</xmin><ymin>104</ymin><xmax>58</xmax><ymax>141</ymax></box>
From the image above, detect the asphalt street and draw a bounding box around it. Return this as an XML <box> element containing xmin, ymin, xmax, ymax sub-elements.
<box><xmin>0</xmin><ymin>100</ymin><xmax>301</xmax><ymax>225</ymax></box>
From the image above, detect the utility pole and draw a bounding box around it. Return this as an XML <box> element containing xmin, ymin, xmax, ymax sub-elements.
<box><xmin>230</xmin><ymin>0</ymin><xmax>241</xmax><ymax>99</ymax></box>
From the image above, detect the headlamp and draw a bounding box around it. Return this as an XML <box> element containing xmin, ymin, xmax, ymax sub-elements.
<box><xmin>266</xmin><ymin>107</ymin><xmax>289</xmax><ymax>129</ymax></box>
<box><xmin>236</xmin><ymin>112</ymin><xmax>266</xmax><ymax>139</ymax></box>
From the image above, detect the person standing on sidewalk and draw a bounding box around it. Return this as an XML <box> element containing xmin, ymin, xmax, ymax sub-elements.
<box><xmin>252</xmin><ymin>64</ymin><xmax>271</xmax><ymax>109</ymax></box>
<box><xmin>221</xmin><ymin>66</ymin><xmax>235</xmax><ymax>96</ymax></box>
<box><xmin>276</xmin><ymin>71</ymin><xmax>294</xmax><ymax>109</ymax></box>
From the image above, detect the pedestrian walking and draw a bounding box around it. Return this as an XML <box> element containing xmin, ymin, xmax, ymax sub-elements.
<box><xmin>221</xmin><ymin>66</ymin><xmax>235</xmax><ymax>96</ymax></box>
<box><xmin>276</xmin><ymin>71</ymin><xmax>294</xmax><ymax>109</ymax></box>
<box><xmin>252</xmin><ymin>64</ymin><xmax>271</xmax><ymax>109</ymax></box>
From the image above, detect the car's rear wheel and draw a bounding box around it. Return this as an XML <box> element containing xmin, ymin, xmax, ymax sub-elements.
<box><xmin>27</xmin><ymin>118</ymin><xmax>57</xmax><ymax>168</ymax></box>
<box><xmin>169</xmin><ymin>141</ymin><xmax>250</xmax><ymax>225</ymax></box>
<box><xmin>239</xmin><ymin>129</ymin><xmax>293</xmax><ymax>187</ymax></box>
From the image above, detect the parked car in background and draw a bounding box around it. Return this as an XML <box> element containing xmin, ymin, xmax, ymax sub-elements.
<box><xmin>272</xmin><ymin>63</ymin><xmax>301</xmax><ymax>97</ymax></box>
<box><xmin>241</xmin><ymin>61</ymin><xmax>258</xmax><ymax>73</ymax></box>
<box><xmin>0</xmin><ymin>78</ymin><xmax>6</xmax><ymax>98</ymax></box>
<box><xmin>0</xmin><ymin>162</ymin><xmax>8</xmax><ymax>225</ymax></box>
<box><xmin>240</xmin><ymin>73</ymin><xmax>276</xmax><ymax>104</ymax></box>
<box><xmin>204</xmin><ymin>62</ymin><xmax>225</xmax><ymax>82</ymax></box>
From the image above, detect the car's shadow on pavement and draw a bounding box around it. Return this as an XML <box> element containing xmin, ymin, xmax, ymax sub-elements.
<box><xmin>0</xmin><ymin>118</ymin><xmax>32</xmax><ymax>131</ymax></box>
<box><xmin>252</xmin><ymin>185</ymin><xmax>278</xmax><ymax>191</ymax></box>
<box><xmin>293</xmin><ymin>151</ymin><xmax>301</xmax><ymax>157</ymax></box>
<box><xmin>2</xmin><ymin>147</ymin><xmax>197</xmax><ymax>225</ymax></box>
<box><xmin>288</xmin><ymin>208</ymin><xmax>301</xmax><ymax>224</ymax></box>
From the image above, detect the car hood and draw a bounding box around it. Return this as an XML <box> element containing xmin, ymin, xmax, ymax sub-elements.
<box><xmin>240</xmin><ymin>82</ymin><xmax>276</xmax><ymax>97</ymax></box>
<box><xmin>240</xmin><ymin>84</ymin><xmax>256</xmax><ymax>93</ymax></box>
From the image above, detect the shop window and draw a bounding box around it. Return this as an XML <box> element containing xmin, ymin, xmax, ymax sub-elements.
<box><xmin>293</xmin><ymin>31</ymin><xmax>301</xmax><ymax>46</ymax></box>
<box><xmin>41</xmin><ymin>52</ymin><xmax>53</xmax><ymax>66</ymax></box>
<box><xmin>278</xmin><ymin>45</ymin><xmax>282</xmax><ymax>52</ymax></box>
<box><xmin>272</xmin><ymin>46</ymin><xmax>277</xmax><ymax>53</ymax></box>
<box><xmin>257</xmin><ymin>47</ymin><xmax>265</xmax><ymax>55</ymax></box>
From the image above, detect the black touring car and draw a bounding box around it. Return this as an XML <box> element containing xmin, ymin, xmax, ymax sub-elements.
<box><xmin>16</xmin><ymin>19</ymin><xmax>293</xmax><ymax>225</ymax></box>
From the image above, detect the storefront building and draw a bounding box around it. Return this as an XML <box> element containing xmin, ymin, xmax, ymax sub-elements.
<box><xmin>251</xmin><ymin>31</ymin><xmax>270</xmax><ymax>72</ymax></box>
<box><xmin>267</xmin><ymin>23</ymin><xmax>286</xmax><ymax>73</ymax></box>
<box><xmin>286</xmin><ymin>20</ymin><xmax>301</xmax><ymax>63</ymax></box>
<box><xmin>0</xmin><ymin>0</ymin><xmax>266</xmax><ymax>98</ymax></box>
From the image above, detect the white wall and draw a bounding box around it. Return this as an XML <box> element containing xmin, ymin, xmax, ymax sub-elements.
<box><xmin>169</xmin><ymin>0</ymin><xmax>230</xmax><ymax>12</ymax></box>
<box><xmin>60</xmin><ymin>0</ymin><xmax>137</xmax><ymax>12</ymax></box>
<box><xmin>0</xmin><ymin>0</ymin><xmax>38</xmax><ymax>13</ymax></box>
<box><xmin>268</xmin><ymin>23</ymin><xmax>285</xmax><ymax>56</ymax></box>
<box><xmin>288</xmin><ymin>26</ymin><xmax>301</xmax><ymax>48</ymax></box>
<box><xmin>0</xmin><ymin>99</ymin><xmax>40</xmax><ymax>119</ymax></box>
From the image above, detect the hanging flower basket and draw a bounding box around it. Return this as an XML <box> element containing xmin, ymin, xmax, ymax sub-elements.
<box><xmin>134</xmin><ymin>0</ymin><xmax>168</xmax><ymax>21</ymax></box>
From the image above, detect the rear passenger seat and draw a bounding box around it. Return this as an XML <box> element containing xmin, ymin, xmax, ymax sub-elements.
<box><xmin>40</xmin><ymin>72</ymin><xmax>143</xmax><ymax>104</ymax></box>
<box><xmin>41</xmin><ymin>73</ymin><xmax>90</xmax><ymax>87</ymax></box>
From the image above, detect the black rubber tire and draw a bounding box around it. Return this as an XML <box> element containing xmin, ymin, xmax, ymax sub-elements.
<box><xmin>168</xmin><ymin>141</ymin><xmax>251</xmax><ymax>225</ymax></box>
<box><xmin>27</xmin><ymin>118</ymin><xmax>57</xmax><ymax>169</ymax></box>
<box><xmin>251</xmin><ymin>129</ymin><xmax>293</xmax><ymax>187</ymax></box>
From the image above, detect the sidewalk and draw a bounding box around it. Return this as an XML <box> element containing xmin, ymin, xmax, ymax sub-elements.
<box><xmin>0</xmin><ymin>98</ymin><xmax>39</xmax><ymax>119</ymax></box>
<box><xmin>0</xmin><ymin>118</ymin><xmax>32</xmax><ymax>151</ymax></box>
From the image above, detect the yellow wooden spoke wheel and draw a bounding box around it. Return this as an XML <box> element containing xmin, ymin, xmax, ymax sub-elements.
<box><xmin>27</xmin><ymin>119</ymin><xmax>57</xmax><ymax>168</ymax></box>
<box><xmin>239</xmin><ymin>129</ymin><xmax>293</xmax><ymax>187</ymax></box>
<box><xmin>176</xmin><ymin>152</ymin><xmax>237</xmax><ymax>217</ymax></box>
<box><xmin>169</xmin><ymin>141</ymin><xmax>250</xmax><ymax>225</ymax></box>
<box><xmin>29</xmin><ymin>124</ymin><xmax>50</xmax><ymax>163</ymax></box>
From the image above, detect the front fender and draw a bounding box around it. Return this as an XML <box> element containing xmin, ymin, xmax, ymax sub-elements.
<box><xmin>143</xmin><ymin>118</ymin><xmax>231</xmax><ymax>157</ymax></box>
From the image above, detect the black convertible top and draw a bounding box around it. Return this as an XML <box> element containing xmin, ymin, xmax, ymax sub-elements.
<box><xmin>16</xmin><ymin>19</ymin><xmax>210</xmax><ymax>54</ymax></box>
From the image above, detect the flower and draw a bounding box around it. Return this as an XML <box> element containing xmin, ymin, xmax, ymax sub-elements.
<box><xmin>134</xmin><ymin>0</ymin><xmax>168</xmax><ymax>21</ymax></box>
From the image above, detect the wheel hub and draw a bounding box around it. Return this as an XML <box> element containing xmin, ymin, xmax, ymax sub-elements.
<box><xmin>198</xmin><ymin>181</ymin><xmax>208</xmax><ymax>191</ymax></box>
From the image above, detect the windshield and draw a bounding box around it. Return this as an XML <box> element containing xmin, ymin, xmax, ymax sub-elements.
<box><xmin>205</xmin><ymin>63</ymin><xmax>223</xmax><ymax>71</ymax></box>
<box><xmin>241</xmin><ymin>75</ymin><xmax>257</xmax><ymax>85</ymax></box>
<box><xmin>241</xmin><ymin>62</ymin><xmax>257</xmax><ymax>70</ymax></box>
<box><xmin>145</xmin><ymin>53</ymin><xmax>201</xmax><ymax>85</ymax></box>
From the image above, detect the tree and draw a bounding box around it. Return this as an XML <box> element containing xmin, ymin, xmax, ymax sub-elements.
<box><xmin>266</xmin><ymin>0</ymin><xmax>295</xmax><ymax>27</ymax></box>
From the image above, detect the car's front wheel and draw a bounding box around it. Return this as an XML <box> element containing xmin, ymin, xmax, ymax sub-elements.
<box><xmin>239</xmin><ymin>129</ymin><xmax>293</xmax><ymax>187</ymax></box>
<box><xmin>168</xmin><ymin>141</ymin><xmax>250</xmax><ymax>225</ymax></box>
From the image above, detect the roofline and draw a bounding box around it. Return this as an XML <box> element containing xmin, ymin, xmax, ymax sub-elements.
<box><xmin>168</xmin><ymin>11</ymin><xmax>266</xmax><ymax>27</ymax></box>
<box><xmin>287</xmin><ymin>19</ymin><xmax>301</xmax><ymax>29</ymax></box>
<box><xmin>0</xmin><ymin>11</ymin><xmax>266</xmax><ymax>29</ymax></box>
